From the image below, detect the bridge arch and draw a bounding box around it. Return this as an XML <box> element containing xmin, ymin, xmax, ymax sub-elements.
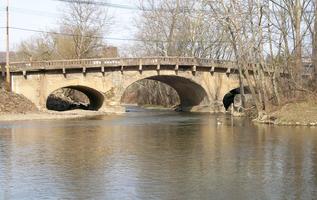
<box><xmin>46</xmin><ymin>85</ymin><xmax>104</xmax><ymax>111</ymax></box>
<box><xmin>121</xmin><ymin>75</ymin><xmax>210</xmax><ymax>111</ymax></box>
<box><xmin>223</xmin><ymin>86</ymin><xmax>251</xmax><ymax>110</ymax></box>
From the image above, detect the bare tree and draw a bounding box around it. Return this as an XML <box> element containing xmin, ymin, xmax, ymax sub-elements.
<box><xmin>57</xmin><ymin>0</ymin><xmax>111</xmax><ymax>59</ymax></box>
<box><xmin>16</xmin><ymin>0</ymin><xmax>112</xmax><ymax>60</ymax></box>
<box><xmin>135</xmin><ymin>0</ymin><xmax>231</xmax><ymax>58</ymax></box>
<box><xmin>16</xmin><ymin>34</ymin><xmax>55</xmax><ymax>61</ymax></box>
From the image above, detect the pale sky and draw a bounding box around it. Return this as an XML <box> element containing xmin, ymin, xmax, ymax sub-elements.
<box><xmin>0</xmin><ymin>0</ymin><xmax>139</xmax><ymax>53</ymax></box>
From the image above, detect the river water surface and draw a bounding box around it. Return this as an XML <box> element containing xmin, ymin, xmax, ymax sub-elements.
<box><xmin>1</xmin><ymin>109</ymin><xmax>317</xmax><ymax>199</ymax></box>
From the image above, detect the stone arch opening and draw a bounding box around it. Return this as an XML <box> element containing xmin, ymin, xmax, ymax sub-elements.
<box><xmin>46</xmin><ymin>86</ymin><xmax>104</xmax><ymax>111</ymax></box>
<box><xmin>121</xmin><ymin>79</ymin><xmax>180</xmax><ymax>108</ymax></box>
<box><xmin>121</xmin><ymin>75</ymin><xmax>210</xmax><ymax>111</ymax></box>
<box><xmin>223</xmin><ymin>86</ymin><xmax>251</xmax><ymax>110</ymax></box>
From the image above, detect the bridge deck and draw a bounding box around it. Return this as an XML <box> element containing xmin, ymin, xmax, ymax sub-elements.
<box><xmin>9</xmin><ymin>57</ymin><xmax>241</xmax><ymax>73</ymax></box>
<box><xmin>8</xmin><ymin>57</ymin><xmax>308</xmax><ymax>77</ymax></box>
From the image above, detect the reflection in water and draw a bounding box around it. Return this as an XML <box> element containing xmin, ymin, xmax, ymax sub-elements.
<box><xmin>1</xmin><ymin>111</ymin><xmax>317</xmax><ymax>199</ymax></box>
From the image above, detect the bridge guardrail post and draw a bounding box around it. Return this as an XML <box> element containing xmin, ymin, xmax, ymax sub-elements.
<box><xmin>22</xmin><ymin>70</ymin><xmax>27</xmax><ymax>79</ymax></box>
<box><xmin>192</xmin><ymin>65</ymin><xmax>197</xmax><ymax>76</ymax></box>
<box><xmin>62</xmin><ymin>68</ymin><xmax>66</xmax><ymax>78</ymax></box>
<box><xmin>117</xmin><ymin>58</ymin><xmax>122</xmax><ymax>74</ymax></box>
<box><xmin>156</xmin><ymin>59</ymin><xmax>160</xmax><ymax>75</ymax></box>
<box><xmin>101</xmin><ymin>66</ymin><xmax>105</xmax><ymax>74</ymax></box>
<box><xmin>226</xmin><ymin>67</ymin><xmax>231</xmax><ymax>76</ymax></box>
<box><xmin>101</xmin><ymin>60</ymin><xmax>105</xmax><ymax>75</ymax></box>
<box><xmin>210</xmin><ymin>65</ymin><xmax>215</xmax><ymax>75</ymax></box>
<box><xmin>175</xmin><ymin>57</ymin><xmax>179</xmax><ymax>75</ymax></box>
<box><xmin>139</xmin><ymin>58</ymin><xmax>143</xmax><ymax>73</ymax></box>
<box><xmin>83</xmin><ymin>67</ymin><xmax>86</xmax><ymax>75</ymax></box>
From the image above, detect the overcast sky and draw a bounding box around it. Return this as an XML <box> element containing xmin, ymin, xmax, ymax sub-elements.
<box><xmin>0</xmin><ymin>0</ymin><xmax>139</xmax><ymax>52</ymax></box>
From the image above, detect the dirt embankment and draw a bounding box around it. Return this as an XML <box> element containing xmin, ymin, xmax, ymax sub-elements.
<box><xmin>0</xmin><ymin>89</ymin><xmax>39</xmax><ymax>114</ymax></box>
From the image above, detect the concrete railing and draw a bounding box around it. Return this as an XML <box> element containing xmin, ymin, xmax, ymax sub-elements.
<box><xmin>4</xmin><ymin>57</ymin><xmax>314</xmax><ymax>77</ymax></box>
<box><xmin>9</xmin><ymin>57</ymin><xmax>238</xmax><ymax>72</ymax></box>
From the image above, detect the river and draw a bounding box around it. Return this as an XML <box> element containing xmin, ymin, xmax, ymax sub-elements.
<box><xmin>1</xmin><ymin>109</ymin><xmax>317</xmax><ymax>199</ymax></box>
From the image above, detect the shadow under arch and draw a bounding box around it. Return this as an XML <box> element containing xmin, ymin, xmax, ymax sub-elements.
<box><xmin>121</xmin><ymin>75</ymin><xmax>210</xmax><ymax>110</ymax></box>
<box><xmin>46</xmin><ymin>85</ymin><xmax>104</xmax><ymax>111</ymax></box>
<box><xmin>223</xmin><ymin>86</ymin><xmax>251</xmax><ymax>110</ymax></box>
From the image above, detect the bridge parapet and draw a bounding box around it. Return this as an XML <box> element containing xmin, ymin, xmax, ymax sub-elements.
<box><xmin>9</xmin><ymin>57</ymin><xmax>238</xmax><ymax>73</ymax></box>
<box><xmin>5</xmin><ymin>56</ymin><xmax>313</xmax><ymax>77</ymax></box>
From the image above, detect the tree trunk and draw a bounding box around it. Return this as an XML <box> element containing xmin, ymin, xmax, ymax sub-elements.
<box><xmin>226</xmin><ymin>19</ymin><xmax>246</xmax><ymax>108</ymax></box>
<box><xmin>313</xmin><ymin>0</ymin><xmax>317</xmax><ymax>80</ymax></box>
<box><xmin>242</xmin><ymin>66</ymin><xmax>264</xmax><ymax>116</ymax></box>
<box><xmin>167</xmin><ymin>0</ymin><xmax>180</xmax><ymax>56</ymax></box>
<box><xmin>1</xmin><ymin>65</ymin><xmax>5</xmax><ymax>79</ymax></box>
<box><xmin>272</xmin><ymin>71</ymin><xmax>281</xmax><ymax>105</ymax></box>
<box><xmin>294</xmin><ymin>0</ymin><xmax>302</xmax><ymax>81</ymax></box>
<box><xmin>267</xmin><ymin>6</ymin><xmax>281</xmax><ymax>105</ymax></box>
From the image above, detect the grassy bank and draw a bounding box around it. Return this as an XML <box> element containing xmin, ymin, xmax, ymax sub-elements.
<box><xmin>256</xmin><ymin>101</ymin><xmax>317</xmax><ymax>126</ymax></box>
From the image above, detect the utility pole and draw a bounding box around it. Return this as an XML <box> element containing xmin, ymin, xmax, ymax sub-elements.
<box><xmin>313</xmin><ymin>0</ymin><xmax>317</xmax><ymax>80</ymax></box>
<box><xmin>5</xmin><ymin>0</ymin><xmax>10</xmax><ymax>89</ymax></box>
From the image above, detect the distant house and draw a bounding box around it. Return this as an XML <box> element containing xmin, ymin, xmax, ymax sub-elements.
<box><xmin>99</xmin><ymin>46</ymin><xmax>119</xmax><ymax>58</ymax></box>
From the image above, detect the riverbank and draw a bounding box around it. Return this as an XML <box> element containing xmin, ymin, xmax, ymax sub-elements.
<box><xmin>0</xmin><ymin>110</ymin><xmax>109</xmax><ymax>122</ymax></box>
<box><xmin>255</xmin><ymin>101</ymin><xmax>317</xmax><ymax>126</ymax></box>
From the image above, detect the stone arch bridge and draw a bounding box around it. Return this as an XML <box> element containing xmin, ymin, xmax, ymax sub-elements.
<box><xmin>8</xmin><ymin>57</ymin><xmax>267</xmax><ymax>112</ymax></box>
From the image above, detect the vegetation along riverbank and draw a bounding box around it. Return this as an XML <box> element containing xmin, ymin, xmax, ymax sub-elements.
<box><xmin>254</xmin><ymin>100</ymin><xmax>317</xmax><ymax>127</ymax></box>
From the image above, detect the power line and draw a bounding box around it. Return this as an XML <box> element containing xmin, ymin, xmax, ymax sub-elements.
<box><xmin>0</xmin><ymin>6</ymin><xmax>136</xmax><ymax>26</ymax></box>
<box><xmin>9</xmin><ymin>26</ymin><xmax>160</xmax><ymax>42</ymax></box>
<box><xmin>1</xmin><ymin>2</ymin><xmax>315</xmax><ymax>15</ymax></box>
<box><xmin>55</xmin><ymin>0</ymin><xmax>315</xmax><ymax>14</ymax></box>
<box><xmin>54</xmin><ymin>0</ymin><xmax>211</xmax><ymax>13</ymax></box>
<box><xmin>8</xmin><ymin>26</ymin><xmax>230</xmax><ymax>44</ymax></box>
<box><xmin>0</xmin><ymin>6</ymin><xmax>127</xmax><ymax>18</ymax></box>
<box><xmin>55</xmin><ymin>0</ymin><xmax>141</xmax><ymax>11</ymax></box>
